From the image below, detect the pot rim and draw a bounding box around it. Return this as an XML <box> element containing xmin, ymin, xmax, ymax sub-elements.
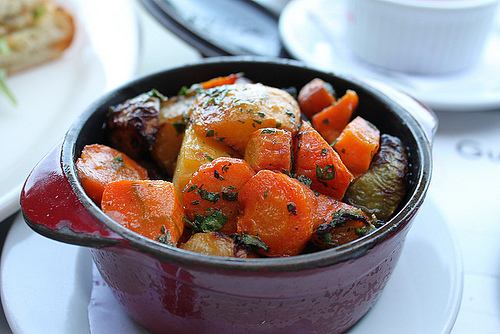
<box><xmin>62</xmin><ymin>56</ymin><xmax>432</xmax><ymax>272</ymax></box>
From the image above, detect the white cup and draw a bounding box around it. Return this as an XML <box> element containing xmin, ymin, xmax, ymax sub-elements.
<box><xmin>345</xmin><ymin>0</ymin><xmax>500</xmax><ymax>75</ymax></box>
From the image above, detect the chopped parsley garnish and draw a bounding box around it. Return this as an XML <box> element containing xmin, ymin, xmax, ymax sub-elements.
<box><xmin>206</xmin><ymin>129</ymin><xmax>215</xmax><ymax>137</ymax></box>
<box><xmin>111</xmin><ymin>154</ymin><xmax>125</xmax><ymax>170</ymax></box>
<box><xmin>172</xmin><ymin>116</ymin><xmax>188</xmax><ymax>134</ymax></box>
<box><xmin>316</xmin><ymin>164</ymin><xmax>335</xmax><ymax>180</ymax></box>
<box><xmin>214</xmin><ymin>170</ymin><xmax>224</xmax><ymax>180</ymax></box>
<box><xmin>186</xmin><ymin>184</ymin><xmax>198</xmax><ymax>193</ymax></box>
<box><xmin>221</xmin><ymin>186</ymin><xmax>238</xmax><ymax>202</ymax></box>
<box><xmin>187</xmin><ymin>210</ymin><xmax>228</xmax><ymax>233</ymax></box>
<box><xmin>198</xmin><ymin>186</ymin><xmax>220</xmax><ymax>203</ymax></box>
<box><xmin>156</xmin><ymin>226</ymin><xmax>175</xmax><ymax>246</ymax></box>
<box><xmin>297</xmin><ymin>175</ymin><xmax>312</xmax><ymax>187</ymax></box>
<box><xmin>287</xmin><ymin>203</ymin><xmax>297</xmax><ymax>215</ymax></box>
<box><xmin>0</xmin><ymin>69</ymin><xmax>16</xmax><ymax>105</ymax></box>
<box><xmin>146</xmin><ymin>89</ymin><xmax>168</xmax><ymax>102</ymax></box>
<box><xmin>260</xmin><ymin>129</ymin><xmax>276</xmax><ymax>134</ymax></box>
<box><xmin>236</xmin><ymin>232</ymin><xmax>270</xmax><ymax>252</ymax></box>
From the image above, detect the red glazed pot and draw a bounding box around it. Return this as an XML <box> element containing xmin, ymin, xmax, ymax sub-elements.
<box><xmin>20</xmin><ymin>57</ymin><xmax>435</xmax><ymax>334</ymax></box>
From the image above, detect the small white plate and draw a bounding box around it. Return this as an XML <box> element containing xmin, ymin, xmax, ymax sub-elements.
<box><xmin>0</xmin><ymin>0</ymin><xmax>139</xmax><ymax>222</ymax></box>
<box><xmin>1</xmin><ymin>199</ymin><xmax>463</xmax><ymax>333</ymax></box>
<box><xmin>279</xmin><ymin>0</ymin><xmax>500</xmax><ymax>112</ymax></box>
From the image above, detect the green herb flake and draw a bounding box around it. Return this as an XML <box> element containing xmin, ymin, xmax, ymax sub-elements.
<box><xmin>222</xmin><ymin>186</ymin><xmax>238</xmax><ymax>202</ymax></box>
<box><xmin>316</xmin><ymin>164</ymin><xmax>335</xmax><ymax>180</ymax></box>
<box><xmin>198</xmin><ymin>186</ymin><xmax>220</xmax><ymax>203</ymax></box>
<box><xmin>214</xmin><ymin>170</ymin><xmax>225</xmax><ymax>180</ymax></box>
<box><xmin>321</xmin><ymin>148</ymin><xmax>329</xmax><ymax>156</ymax></box>
<box><xmin>146</xmin><ymin>89</ymin><xmax>168</xmax><ymax>102</ymax></box>
<box><xmin>297</xmin><ymin>175</ymin><xmax>313</xmax><ymax>187</ymax></box>
<box><xmin>0</xmin><ymin>69</ymin><xmax>16</xmax><ymax>104</ymax></box>
<box><xmin>206</xmin><ymin>129</ymin><xmax>215</xmax><ymax>137</ymax></box>
<box><xmin>260</xmin><ymin>128</ymin><xmax>276</xmax><ymax>134</ymax></box>
<box><xmin>189</xmin><ymin>210</ymin><xmax>228</xmax><ymax>232</ymax></box>
<box><xmin>187</xmin><ymin>184</ymin><xmax>198</xmax><ymax>193</ymax></box>
<box><xmin>172</xmin><ymin>120</ymin><xmax>187</xmax><ymax>134</ymax></box>
<box><xmin>221</xmin><ymin>163</ymin><xmax>232</xmax><ymax>173</ymax></box>
<box><xmin>239</xmin><ymin>232</ymin><xmax>270</xmax><ymax>252</ymax></box>
<box><xmin>111</xmin><ymin>154</ymin><xmax>125</xmax><ymax>170</ymax></box>
<box><xmin>156</xmin><ymin>226</ymin><xmax>175</xmax><ymax>246</ymax></box>
<box><xmin>287</xmin><ymin>202</ymin><xmax>297</xmax><ymax>215</ymax></box>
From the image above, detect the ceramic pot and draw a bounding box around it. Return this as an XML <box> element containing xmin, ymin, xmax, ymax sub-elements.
<box><xmin>20</xmin><ymin>57</ymin><xmax>436</xmax><ymax>334</ymax></box>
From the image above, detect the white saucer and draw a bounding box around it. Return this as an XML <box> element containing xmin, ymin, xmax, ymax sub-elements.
<box><xmin>0</xmin><ymin>0</ymin><xmax>139</xmax><ymax>222</ymax></box>
<box><xmin>279</xmin><ymin>0</ymin><xmax>500</xmax><ymax>112</ymax></box>
<box><xmin>1</xmin><ymin>199</ymin><xmax>463</xmax><ymax>333</ymax></box>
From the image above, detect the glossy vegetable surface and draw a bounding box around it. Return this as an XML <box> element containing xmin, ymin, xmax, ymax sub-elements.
<box><xmin>294</xmin><ymin>122</ymin><xmax>354</xmax><ymax>200</ymax></box>
<box><xmin>189</xmin><ymin>83</ymin><xmax>301</xmax><ymax>154</ymax></box>
<box><xmin>236</xmin><ymin>170</ymin><xmax>313</xmax><ymax>257</ymax></box>
<box><xmin>312</xmin><ymin>89</ymin><xmax>358</xmax><ymax>144</ymax></box>
<box><xmin>244</xmin><ymin>128</ymin><xmax>293</xmax><ymax>173</ymax></box>
<box><xmin>343</xmin><ymin>134</ymin><xmax>408</xmax><ymax>221</ymax></box>
<box><xmin>76</xmin><ymin>73</ymin><xmax>410</xmax><ymax>258</ymax></box>
<box><xmin>182</xmin><ymin>157</ymin><xmax>255</xmax><ymax>235</ymax></box>
<box><xmin>101</xmin><ymin>180</ymin><xmax>185</xmax><ymax>244</ymax></box>
<box><xmin>333</xmin><ymin>116</ymin><xmax>380</xmax><ymax>176</ymax></box>
<box><xmin>298</xmin><ymin>77</ymin><xmax>336</xmax><ymax>118</ymax></box>
<box><xmin>76</xmin><ymin>144</ymin><xmax>148</xmax><ymax>204</ymax></box>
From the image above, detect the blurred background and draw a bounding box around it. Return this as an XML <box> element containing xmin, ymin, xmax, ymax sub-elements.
<box><xmin>0</xmin><ymin>0</ymin><xmax>499</xmax><ymax>333</ymax></box>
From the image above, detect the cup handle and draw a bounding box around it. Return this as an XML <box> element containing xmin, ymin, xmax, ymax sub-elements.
<box><xmin>20</xmin><ymin>143</ymin><xmax>123</xmax><ymax>248</ymax></box>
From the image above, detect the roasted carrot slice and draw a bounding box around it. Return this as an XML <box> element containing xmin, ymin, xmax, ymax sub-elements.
<box><xmin>76</xmin><ymin>144</ymin><xmax>148</xmax><ymax>204</ymax></box>
<box><xmin>183</xmin><ymin>157</ymin><xmax>256</xmax><ymax>235</ymax></box>
<box><xmin>311</xmin><ymin>89</ymin><xmax>358</xmax><ymax>144</ymax></box>
<box><xmin>199</xmin><ymin>73</ymin><xmax>244</xmax><ymax>90</ymax></box>
<box><xmin>310</xmin><ymin>208</ymin><xmax>375</xmax><ymax>249</ymax></box>
<box><xmin>294</xmin><ymin>179</ymin><xmax>375</xmax><ymax>248</ymax></box>
<box><xmin>172</xmin><ymin>123</ymin><xmax>240</xmax><ymax>204</ymax></box>
<box><xmin>236</xmin><ymin>170</ymin><xmax>313</xmax><ymax>257</ymax></box>
<box><xmin>333</xmin><ymin>116</ymin><xmax>380</xmax><ymax>176</ymax></box>
<box><xmin>101</xmin><ymin>180</ymin><xmax>184</xmax><ymax>245</ymax></box>
<box><xmin>294</xmin><ymin>122</ymin><xmax>354</xmax><ymax>200</ymax></box>
<box><xmin>244</xmin><ymin>128</ymin><xmax>293</xmax><ymax>173</ymax></box>
<box><xmin>298</xmin><ymin>78</ymin><xmax>336</xmax><ymax>118</ymax></box>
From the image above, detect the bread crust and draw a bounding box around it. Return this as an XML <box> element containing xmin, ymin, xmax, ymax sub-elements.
<box><xmin>0</xmin><ymin>1</ymin><xmax>75</xmax><ymax>74</ymax></box>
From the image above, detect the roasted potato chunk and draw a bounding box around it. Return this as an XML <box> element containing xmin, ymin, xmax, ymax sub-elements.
<box><xmin>172</xmin><ymin>123</ymin><xmax>239</xmax><ymax>203</ymax></box>
<box><xmin>107</xmin><ymin>90</ymin><xmax>162</xmax><ymax>160</ymax></box>
<box><xmin>343</xmin><ymin>134</ymin><xmax>408</xmax><ymax>221</ymax></box>
<box><xmin>151</xmin><ymin>94</ymin><xmax>196</xmax><ymax>176</ymax></box>
<box><xmin>179</xmin><ymin>232</ymin><xmax>254</xmax><ymax>258</ymax></box>
<box><xmin>189</xmin><ymin>83</ymin><xmax>301</xmax><ymax>154</ymax></box>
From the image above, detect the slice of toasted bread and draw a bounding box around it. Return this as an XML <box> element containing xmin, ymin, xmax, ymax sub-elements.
<box><xmin>0</xmin><ymin>3</ymin><xmax>74</xmax><ymax>74</ymax></box>
<box><xmin>0</xmin><ymin>0</ymin><xmax>46</xmax><ymax>22</ymax></box>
